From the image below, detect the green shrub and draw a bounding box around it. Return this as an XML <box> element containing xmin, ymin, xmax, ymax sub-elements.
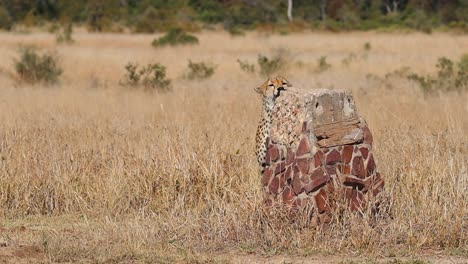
<box><xmin>257</xmin><ymin>54</ymin><xmax>284</xmax><ymax>77</ymax></box>
<box><xmin>56</xmin><ymin>23</ymin><xmax>74</xmax><ymax>44</ymax></box>
<box><xmin>152</xmin><ymin>28</ymin><xmax>199</xmax><ymax>47</ymax></box>
<box><xmin>407</xmin><ymin>55</ymin><xmax>468</xmax><ymax>94</ymax></box>
<box><xmin>317</xmin><ymin>56</ymin><xmax>331</xmax><ymax>72</ymax></box>
<box><xmin>134</xmin><ymin>6</ymin><xmax>170</xmax><ymax>33</ymax></box>
<box><xmin>121</xmin><ymin>63</ymin><xmax>171</xmax><ymax>92</ymax></box>
<box><xmin>185</xmin><ymin>60</ymin><xmax>216</xmax><ymax>80</ymax></box>
<box><xmin>342</xmin><ymin>53</ymin><xmax>357</xmax><ymax>66</ymax></box>
<box><xmin>0</xmin><ymin>6</ymin><xmax>12</xmax><ymax>30</ymax></box>
<box><xmin>237</xmin><ymin>59</ymin><xmax>255</xmax><ymax>74</ymax></box>
<box><xmin>14</xmin><ymin>47</ymin><xmax>62</xmax><ymax>85</ymax></box>
<box><xmin>364</xmin><ymin>42</ymin><xmax>371</xmax><ymax>51</ymax></box>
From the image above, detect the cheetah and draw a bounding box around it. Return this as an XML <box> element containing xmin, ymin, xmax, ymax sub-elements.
<box><xmin>254</xmin><ymin>76</ymin><xmax>290</xmax><ymax>172</ymax></box>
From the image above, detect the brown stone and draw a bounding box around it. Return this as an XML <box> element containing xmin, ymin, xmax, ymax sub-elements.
<box><xmin>342</xmin><ymin>145</ymin><xmax>353</xmax><ymax>164</ymax></box>
<box><xmin>284</xmin><ymin>166</ymin><xmax>292</xmax><ymax>180</ymax></box>
<box><xmin>278</xmin><ymin>174</ymin><xmax>286</xmax><ymax>190</ymax></box>
<box><xmin>351</xmin><ymin>156</ymin><xmax>365</xmax><ymax>179</ymax></box>
<box><xmin>279</xmin><ymin>146</ymin><xmax>287</xmax><ymax>161</ymax></box>
<box><xmin>302</xmin><ymin>121</ymin><xmax>309</xmax><ymax>133</ymax></box>
<box><xmin>340</xmin><ymin>174</ymin><xmax>366</xmax><ymax>190</ymax></box>
<box><xmin>318</xmin><ymin>213</ymin><xmax>332</xmax><ymax>225</ymax></box>
<box><xmin>372</xmin><ymin>175</ymin><xmax>385</xmax><ymax>196</ymax></box>
<box><xmin>326</xmin><ymin>149</ymin><xmax>341</xmax><ymax>164</ymax></box>
<box><xmin>315</xmin><ymin>189</ymin><xmax>328</xmax><ymax>213</ymax></box>
<box><xmin>296</xmin><ymin>158</ymin><xmax>310</xmax><ymax>175</ymax></box>
<box><xmin>292</xmin><ymin>198</ymin><xmax>302</xmax><ymax>207</ymax></box>
<box><xmin>296</xmin><ymin>137</ymin><xmax>311</xmax><ymax>156</ymax></box>
<box><xmin>305</xmin><ymin>169</ymin><xmax>330</xmax><ymax>193</ymax></box>
<box><xmin>366</xmin><ymin>154</ymin><xmax>376</xmax><ymax>177</ymax></box>
<box><xmin>350</xmin><ymin>189</ymin><xmax>365</xmax><ymax>211</ymax></box>
<box><xmin>286</xmin><ymin>148</ymin><xmax>295</xmax><ymax>165</ymax></box>
<box><xmin>314</xmin><ymin>150</ymin><xmax>324</xmax><ymax>167</ymax></box>
<box><xmin>292</xmin><ymin>174</ymin><xmax>304</xmax><ymax>195</ymax></box>
<box><xmin>324</xmin><ymin>165</ymin><xmax>337</xmax><ymax>177</ymax></box>
<box><xmin>268</xmin><ymin>147</ymin><xmax>280</xmax><ymax>162</ymax></box>
<box><xmin>269</xmin><ymin>176</ymin><xmax>280</xmax><ymax>194</ymax></box>
<box><xmin>344</xmin><ymin>187</ymin><xmax>353</xmax><ymax>200</ymax></box>
<box><xmin>274</xmin><ymin>161</ymin><xmax>286</xmax><ymax>175</ymax></box>
<box><xmin>360</xmin><ymin>147</ymin><xmax>369</xmax><ymax>160</ymax></box>
<box><xmin>282</xmin><ymin>187</ymin><xmax>294</xmax><ymax>204</ymax></box>
<box><xmin>362</xmin><ymin>126</ymin><xmax>373</xmax><ymax>145</ymax></box>
<box><xmin>338</xmin><ymin>164</ymin><xmax>351</xmax><ymax>174</ymax></box>
<box><xmin>262</xmin><ymin>168</ymin><xmax>273</xmax><ymax>186</ymax></box>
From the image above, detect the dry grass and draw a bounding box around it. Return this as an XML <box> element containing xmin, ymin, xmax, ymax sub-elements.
<box><xmin>0</xmin><ymin>30</ymin><xmax>467</xmax><ymax>263</ymax></box>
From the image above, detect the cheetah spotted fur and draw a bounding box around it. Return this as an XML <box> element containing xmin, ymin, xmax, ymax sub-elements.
<box><xmin>254</xmin><ymin>76</ymin><xmax>290</xmax><ymax>172</ymax></box>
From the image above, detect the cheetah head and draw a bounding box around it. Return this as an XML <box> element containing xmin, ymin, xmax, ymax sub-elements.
<box><xmin>254</xmin><ymin>76</ymin><xmax>290</xmax><ymax>98</ymax></box>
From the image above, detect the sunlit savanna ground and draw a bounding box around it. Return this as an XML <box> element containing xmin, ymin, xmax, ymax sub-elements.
<box><xmin>0</xmin><ymin>30</ymin><xmax>467</xmax><ymax>263</ymax></box>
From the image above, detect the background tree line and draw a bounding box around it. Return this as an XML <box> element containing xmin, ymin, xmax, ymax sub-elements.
<box><xmin>0</xmin><ymin>0</ymin><xmax>467</xmax><ymax>32</ymax></box>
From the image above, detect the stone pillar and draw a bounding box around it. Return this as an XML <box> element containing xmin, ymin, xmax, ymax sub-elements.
<box><xmin>262</xmin><ymin>87</ymin><xmax>384</xmax><ymax>224</ymax></box>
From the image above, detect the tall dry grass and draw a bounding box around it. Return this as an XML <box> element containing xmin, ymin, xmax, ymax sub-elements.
<box><xmin>0</xmin><ymin>31</ymin><xmax>467</xmax><ymax>262</ymax></box>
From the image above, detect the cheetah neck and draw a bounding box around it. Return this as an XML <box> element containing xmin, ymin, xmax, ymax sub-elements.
<box><xmin>261</xmin><ymin>95</ymin><xmax>275</xmax><ymax>127</ymax></box>
<box><xmin>257</xmin><ymin>95</ymin><xmax>275</xmax><ymax>166</ymax></box>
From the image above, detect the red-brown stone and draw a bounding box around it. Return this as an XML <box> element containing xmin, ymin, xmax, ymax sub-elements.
<box><xmin>292</xmin><ymin>174</ymin><xmax>304</xmax><ymax>195</ymax></box>
<box><xmin>302</xmin><ymin>121</ymin><xmax>309</xmax><ymax>133</ymax></box>
<box><xmin>286</xmin><ymin>148</ymin><xmax>295</xmax><ymax>165</ymax></box>
<box><xmin>296</xmin><ymin>137</ymin><xmax>311</xmax><ymax>156</ymax></box>
<box><xmin>315</xmin><ymin>189</ymin><xmax>328</xmax><ymax>213</ymax></box>
<box><xmin>326</xmin><ymin>149</ymin><xmax>341</xmax><ymax>165</ymax></box>
<box><xmin>360</xmin><ymin>147</ymin><xmax>369</xmax><ymax>160</ymax></box>
<box><xmin>282</xmin><ymin>187</ymin><xmax>294</xmax><ymax>204</ymax></box>
<box><xmin>292</xmin><ymin>198</ymin><xmax>302</xmax><ymax>207</ymax></box>
<box><xmin>372</xmin><ymin>175</ymin><xmax>385</xmax><ymax>196</ymax></box>
<box><xmin>278</xmin><ymin>174</ymin><xmax>285</xmax><ymax>190</ymax></box>
<box><xmin>262</xmin><ymin>168</ymin><xmax>273</xmax><ymax>186</ymax></box>
<box><xmin>274</xmin><ymin>161</ymin><xmax>286</xmax><ymax>175</ymax></box>
<box><xmin>269</xmin><ymin>176</ymin><xmax>280</xmax><ymax>194</ymax></box>
<box><xmin>268</xmin><ymin>147</ymin><xmax>280</xmax><ymax>162</ymax></box>
<box><xmin>284</xmin><ymin>166</ymin><xmax>292</xmax><ymax>180</ymax></box>
<box><xmin>350</xmin><ymin>189</ymin><xmax>365</xmax><ymax>211</ymax></box>
<box><xmin>344</xmin><ymin>187</ymin><xmax>353</xmax><ymax>200</ymax></box>
<box><xmin>305</xmin><ymin>169</ymin><xmax>330</xmax><ymax>193</ymax></box>
<box><xmin>362</xmin><ymin>126</ymin><xmax>373</xmax><ymax>145</ymax></box>
<box><xmin>324</xmin><ymin>165</ymin><xmax>337</xmax><ymax>177</ymax></box>
<box><xmin>340</xmin><ymin>175</ymin><xmax>366</xmax><ymax>190</ymax></box>
<box><xmin>338</xmin><ymin>164</ymin><xmax>351</xmax><ymax>174</ymax></box>
<box><xmin>351</xmin><ymin>156</ymin><xmax>365</xmax><ymax>179</ymax></box>
<box><xmin>366</xmin><ymin>154</ymin><xmax>376</xmax><ymax>177</ymax></box>
<box><xmin>296</xmin><ymin>158</ymin><xmax>310</xmax><ymax>175</ymax></box>
<box><xmin>314</xmin><ymin>150</ymin><xmax>324</xmax><ymax>167</ymax></box>
<box><xmin>342</xmin><ymin>145</ymin><xmax>353</xmax><ymax>164</ymax></box>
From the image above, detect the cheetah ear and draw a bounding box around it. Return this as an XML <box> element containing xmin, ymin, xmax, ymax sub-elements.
<box><xmin>254</xmin><ymin>86</ymin><xmax>261</xmax><ymax>94</ymax></box>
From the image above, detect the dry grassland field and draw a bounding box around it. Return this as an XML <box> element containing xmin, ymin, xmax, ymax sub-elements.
<box><xmin>0</xmin><ymin>30</ymin><xmax>467</xmax><ymax>263</ymax></box>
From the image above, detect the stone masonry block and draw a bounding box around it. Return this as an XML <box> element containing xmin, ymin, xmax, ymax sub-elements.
<box><xmin>262</xmin><ymin>86</ymin><xmax>384</xmax><ymax>222</ymax></box>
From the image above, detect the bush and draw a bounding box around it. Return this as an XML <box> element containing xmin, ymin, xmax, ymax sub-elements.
<box><xmin>257</xmin><ymin>54</ymin><xmax>284</xmax><ymax>77</ymax></box>
<box><xmin>15</xmin><ymin>47</ymin><xmax>62</xmax><ymax>85</ymax></box>
<box><xmin>56</xmin><ymin>23</ymin><xmax>74</xmax><ymax>44</ymax></box>
<box><xmin>185</xmin><ymin>60</ymin><xmax>216</xmax><ymax>80</ymax></box>
<box><xmin>0</xmin><ymin>6</ymin><xmax>12</xmax><ymax>30</ymax></box>
<box><xmin>237</xmin><ymin>59</ymin><xmax>255</xmax><ymax>74</ymax></box>
<box><xmin>121</xmin><ymin>63</ymin><xmax>171</xmax><ymax>92</ymax></box>
<box><xmin>317</xmin><ymin>56</ymin><xmax>331</xmax><ymax>72</ymax></box>
<box><xmin>407</xmin><ymin>55</ymin><xmax>468</xmax><ymax>94</ymax></box>
<box><xmin>364</xmin><ymin>42</ymin><xmax>371</xmax><ymax>51</ymax></box>
<box><xmin>134</xmin><ymin>6</ymin><xmax>170</xmax><ymax>33</ymax></box>
<box><xmin>152</xmin><ymin>28</ymin><xmax>199</xmax><ymax>47</ymax></box>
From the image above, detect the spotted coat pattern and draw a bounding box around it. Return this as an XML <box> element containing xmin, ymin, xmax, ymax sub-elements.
<box><xmin>254</xmin><ymin>77</ymin><xmax>290</xmax><ymax>172</ymax></box>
